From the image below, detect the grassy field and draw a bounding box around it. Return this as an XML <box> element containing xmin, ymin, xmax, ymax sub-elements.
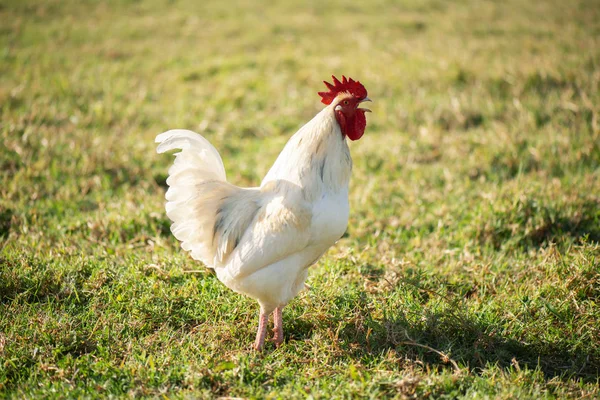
<box><xmin>1</xmin><ymin>0</ymin><xmax>599</xmax><ymax>398</ymax></box>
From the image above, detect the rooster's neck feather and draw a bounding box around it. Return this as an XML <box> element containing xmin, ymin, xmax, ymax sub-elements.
<box><xmin>261</xmin><ymin>106</ymin><xmax>352</xmax><ymax>198</ymax></box>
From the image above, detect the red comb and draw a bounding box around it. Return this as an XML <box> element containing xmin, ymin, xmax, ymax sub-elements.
<box><xmin>318</xmin><ymin>75</ymin><xmax>368</xmax><ymax>105</ymax></box>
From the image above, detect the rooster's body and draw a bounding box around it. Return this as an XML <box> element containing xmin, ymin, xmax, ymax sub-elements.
<box><xmin>156</xmin><ymin>76</ymin><xmax>370</xmax><ymax>350</ymax></box>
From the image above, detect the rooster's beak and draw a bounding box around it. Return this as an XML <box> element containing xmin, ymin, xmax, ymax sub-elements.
<box><xmin>359</xmin><ymin>97</ymin><xmax>372</xmax><ymax>112</ymax></box>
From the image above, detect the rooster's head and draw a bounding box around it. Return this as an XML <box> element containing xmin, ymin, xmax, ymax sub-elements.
<box><xmin>318</xmin><ymin>75</ymin><xmax>371</xmax><ymax>141</ymax></box>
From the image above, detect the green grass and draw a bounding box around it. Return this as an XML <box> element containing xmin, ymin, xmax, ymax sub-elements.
<box><xmin>1</xmin><ymin>0</ymin><xmax>599</xmax><ymax>398</ymax></box>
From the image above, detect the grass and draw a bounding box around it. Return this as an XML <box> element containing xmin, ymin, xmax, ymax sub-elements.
<box><xmin>1</xmin><ymin>0</ymin><xmax>599</xmax><ymax>398</ymax></box>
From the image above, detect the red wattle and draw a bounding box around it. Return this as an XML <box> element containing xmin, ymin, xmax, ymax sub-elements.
<box><xmin>346</xmin><ymin>109</ymin><xmax>367</xmax><ymax>141</ymax></box>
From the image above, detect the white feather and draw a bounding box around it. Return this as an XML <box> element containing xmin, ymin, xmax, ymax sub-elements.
<box><xmin>156</xmin><ymin>100</ymin><xmax>352</xmax><ymax>314</ymax></box>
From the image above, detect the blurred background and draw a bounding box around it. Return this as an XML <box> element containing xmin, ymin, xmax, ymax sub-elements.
<box><xmin>1</xmin><ymin>0</ymin><xmax>599</xmax><ymax>397</ymax></box>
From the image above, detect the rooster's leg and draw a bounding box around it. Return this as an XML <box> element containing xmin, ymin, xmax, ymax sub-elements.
<box><xmin>272</xmin><ymin>306</ymin><xmax>284</xmax><ymax>347</ymax></box>
<box><xmin>253</xmin><ymin>310</ymin><xmax>269</xmax><ymax>351</ymax></box>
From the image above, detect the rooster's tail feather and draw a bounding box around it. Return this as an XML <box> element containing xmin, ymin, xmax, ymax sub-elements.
<box><xmin>156</xmin><ymin>129</ymin><xmax>226</xmax><ymax>182</ymax></box>
<box><xmin>156</xmin><ymin>129</ymin><xmax>251</xmax><ymax>266</ymax></box>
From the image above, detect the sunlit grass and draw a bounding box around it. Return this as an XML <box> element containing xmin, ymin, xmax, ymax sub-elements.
<box><xmin>1</xmin><ymin>0</ymin><xmax>599</xmax><ymax>398</ymax></box>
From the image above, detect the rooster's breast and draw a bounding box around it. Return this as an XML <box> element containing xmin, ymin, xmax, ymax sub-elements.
<box><xmin>310</xmin><ymin>188</ymin><xmax>350</xmax><ymax>247</ymax></box>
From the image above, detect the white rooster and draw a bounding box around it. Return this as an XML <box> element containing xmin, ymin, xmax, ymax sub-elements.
<box><xmin>156</xmin><ymin>76</ymin><xmax>371</xmax><ymax>350</ymax></box>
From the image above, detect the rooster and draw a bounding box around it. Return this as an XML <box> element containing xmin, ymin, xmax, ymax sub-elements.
<box><xmin>156</xmin><ymin>76</ymin><xmax>371</xmax><ymax>350</ymax></box>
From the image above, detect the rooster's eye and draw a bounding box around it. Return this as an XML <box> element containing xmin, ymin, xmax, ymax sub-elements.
<box><xmin>343</xmin><ymin>100</ymin><xmax>349</xmax><ymax>105</ymax></box>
